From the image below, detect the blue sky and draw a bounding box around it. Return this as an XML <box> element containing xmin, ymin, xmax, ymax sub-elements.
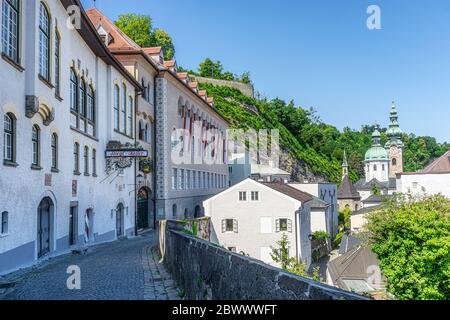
<box><xmin>82</xmin><ymin>0</ymin><xmax>450</xmax><ymax>143</ymax></box>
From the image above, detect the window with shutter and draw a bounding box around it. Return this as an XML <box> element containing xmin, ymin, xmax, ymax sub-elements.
<box><xmin>222</xmin><ymin>219</ymin><xmax>226</xmax><ymax>233</ymax></box>
<box><xmin>279</xmin><ymin>218</ymin><xmax>288</xmax><ymax>232</ymax></box>
<box><xmin>275</xmin><ymin>219</ymin><xmax>280</xmax><ymax>233</ymax></box>
<box><xmin>287</xmin><ymin>219</ymin><xmax>292</xmax><ymax>232</ymax></box>
<box><xmin>233</xmin><ymin>219</ymin><xmax>238</xmax><ymax>233</ymax></box>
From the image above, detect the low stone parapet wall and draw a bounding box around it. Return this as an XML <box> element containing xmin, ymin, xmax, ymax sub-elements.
<box><xmin>159</xmin><ymin>223</ymin><xmax>367</xmax><ymax>300</ymax></box>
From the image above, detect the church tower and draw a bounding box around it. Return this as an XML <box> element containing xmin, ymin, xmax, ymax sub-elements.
<box><xmin>385</xmin><ymin>101</ymin><xmax>404</xmax><ymax>178</ymax></box>
<box><xmin>342</xmin><ymin>150</ymin><xmax>349</xmax><ymax>179</ymax></box>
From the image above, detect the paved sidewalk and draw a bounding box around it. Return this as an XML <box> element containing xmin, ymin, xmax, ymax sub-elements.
<box><xmin>2</xmin><ymin>231</ymin><xmax>180</xmax><ymax>300</ymax></box>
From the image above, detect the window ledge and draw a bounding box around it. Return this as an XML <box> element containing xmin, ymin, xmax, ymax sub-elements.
<box><xmin>3</xmin><ymin>160</ymin><xmax>18</xmax><ymax>167</ymax></box>
<box><xmin>31</xmin><ymin>164</ymin><xmax>42</xmax><ymax>171</ymax></box>
<box><xmin>70</xmin><ymin>126</ymin><xmax>99</xmax><ymax>141</ymax></box>
<box><xmin>84</xmin><ymin>173</ymin><xmax>90</xmax><ymax>177</ymax></box>
<box><xmin>38</xmin><ymin>74</ymin><xmax>54</xmax><ymax>89</ymax></box>
<box><xmin>51</xmin><ymin>168</ymin><xmax>60</xmax><ymax>173</ymax></box>
<box><xmin>55</xmin><ymin>94</ymin><xmax>63</xmax><ymax>102</ymax></box>
<box><xmin>73</xmin><ymin>171</ymin><xmax>81</xmax><ymax>176</ymax></box>
<box><xmin>0</xmin><ymin>233</ymin><xmax>9</xmax><ymax>238</ymax></box>
<box><xmin>1</xmin><ymin>53</ymin><xmax>24</xmax><ymax>72</ymax></box>
<box><xmin>93</xmin><ymin>174</ymin><xmax>98</xmax><ymax>178</ymax></box>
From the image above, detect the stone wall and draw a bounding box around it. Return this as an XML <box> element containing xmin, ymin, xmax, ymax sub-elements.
<box><xmin>160</xmin><ymin>225</ymin><xmax>367</xmax><ymax>300</ymax></box>
<box><xmin>195</xmin><ymin>76</ymin><xmax>254</xmax><ymax>98</ymax></box>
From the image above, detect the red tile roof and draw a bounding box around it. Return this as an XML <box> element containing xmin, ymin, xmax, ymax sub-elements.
<box><xmin>164</xmin><ymin>60</ymin><xmax>176</xmax><ymax>68</ymax></box>
<box><xmin>421</xmin><ymin>150</ymin><xmax>450</xmax><ymax>173</ymax></box>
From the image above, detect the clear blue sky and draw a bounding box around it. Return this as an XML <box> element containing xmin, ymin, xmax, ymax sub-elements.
<box><xmin>82</xmin><ymin>0</ymin><xmax>450</xmax><ymax>143</ymax></box>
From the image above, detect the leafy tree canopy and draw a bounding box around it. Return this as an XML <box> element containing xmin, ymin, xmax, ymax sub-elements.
<box><xmin>115</xmin><ymin>14</ymin><xmax>175</xmax><ymax>60</ymax></box>
<box><xmin>366</xmin><ymin>194</ymin><xmax>450</xmax><ymax>300</ymax></box>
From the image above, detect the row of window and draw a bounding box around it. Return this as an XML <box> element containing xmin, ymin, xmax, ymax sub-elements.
<box><xmin>73</xmin><ymin>142</ymin><xmax>97</xmax><ymax>176</ymax></box>
<box><xmin>113</xmin><ymin>83</ymin><xmax>134</xmax><ymax>137</ymax></box>
<box><xmin>221</xmin><ymin>218</ymin><xmax>293</xmax><ymax>234</ymax></box>
<box><xmin>171</xmin><ymin>168</ymin><xmax>226</xmax><ymax>190</ymax></box>
<box><xmin>367</xmin><ymin>158</ymin><xmax>397</xmax><ymax>172</ymax></box>
<box><xmin>2</xmin><ymin>1</ymin><xmax>62</xmax><ymax>93</ymax></box>
<box><xmin>138</xmin><ymin>120</ymin><xmax>152</xmax><ymax>143</ymax></box>
<box><xmin>3</xmin><ymin>113</ymin><xmax>98</xmax><ymax>175</ymax></box>
<box><xmin>3</xmin><ymin>113</ymin><xmax>59</xmax><ymax>170</ymax></box>
<box><xmin>70</xmin><ymin>69</ymin><xmax>95</xmax><ymax>125</ymax></box>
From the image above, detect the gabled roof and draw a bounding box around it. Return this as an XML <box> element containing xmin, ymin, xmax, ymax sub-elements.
<box><xmin>363</xmin><ymin>194</ymin><xmax>390</xmax><ymax>204</ymax></box>
<box><xmin>354</xmin><ymin>178</ymin><xmax>396</xmax><ymax>191</ymax></box>
<box><xmin>420</xmin><ymin>150</ymin><xmax>450</xmax><ymax>173</ymax></box>
<box><xmin>203</xmin><ymin>178</ymin><xmax>313</xmax><ymax>205</ymax></box>
<box><xmin>143</xmin><ymin>47</ymin><xmax>162</xmax><ymax>55</ymax></box>
<box><xmin>60</xmin><ymin>1</ymin><xmax>142</xmax><ymax>90</ymax></box>
<box><xmin>163</xmin><ymin>60</ymin><xmax>177</xmax><ymax>68</ymax></box>
<box><xmin>338</xmin><ymin>175</ymin><xmax>361</xmax><ymax>200</ymax></box>
<box><xmin>352</xmin><ymin>204</ymin><xmax>383</xmax><ymax>216</ymax></box>
<box><xmin>339</xmin><ymin>234</ymin><xmax>362</xmax><ymax>255</ymax></box>
<box><xmin>327</xmin><ymin>246</ymin><xmax>385</xmax><ymax>293</ymax></box>
<box><xmin>260</xmin><ymin>182</ymin><xmax>313</xmax><ymax>203</ymax></box>
<box><xmin>86</xmin><ymin>7</ymin><xmax>141</xmax><ymax>51</ymax></box>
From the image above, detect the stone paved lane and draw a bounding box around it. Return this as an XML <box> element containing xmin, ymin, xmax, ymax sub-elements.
<box><xmin>2</xmin><ymin>231</ymin><xmax>180</xmax><ymax>300</ymax></box>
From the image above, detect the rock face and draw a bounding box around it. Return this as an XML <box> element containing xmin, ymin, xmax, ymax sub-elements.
<box><xmin>160</xmin><ymin>227</ymin><xmax>367</xmax><ymax>300</ymax></box>
<box><xmin>279</xmin><ymin>147</ymin><xmax>328</xmax><ymax>183</ymax></box>
<box><xmin>195</xmin><ymin>76</ymin><xmax>255</xmax><ymax>98</ymax></box>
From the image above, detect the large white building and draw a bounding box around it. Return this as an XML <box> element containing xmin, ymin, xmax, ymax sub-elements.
<box><xmin>87</xmin><ymin>8</ymin><xmax>229</xmax><ymax>223</ymax></box>
<box><xmin>397</xmin><ymin>150</ymin><xmax>450</xmax><ymax>199</ymax></box>
<box><xmin>0</xmin><ymin>0</ymin><xmax>144</xmax><ymax>274</ymax></box>
<box><xmin>204</xmin><ymin>178</ymin><xmax>314</xmax><ymax>268</ymax></box>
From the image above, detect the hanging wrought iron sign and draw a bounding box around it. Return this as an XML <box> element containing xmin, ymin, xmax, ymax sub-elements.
<box><xmin>105</xmin><ymin>141</ymin><xmax>148</xmax><ymax>175</ymax></box>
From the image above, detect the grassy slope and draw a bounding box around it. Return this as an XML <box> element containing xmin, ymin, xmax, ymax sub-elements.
<box><xmin>201</xmin><ymin>83</ymin><xmax>357</xmax><ymax>183</ymax></box>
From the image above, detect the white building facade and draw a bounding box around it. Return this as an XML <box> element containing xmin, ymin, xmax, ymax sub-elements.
<box><xmin>204</xmin><ymin>178</ymin><xmax>313</xmax><ymax>268</ymax></box>
<box><xmin>0</xmin><ymin>0</ymin><xmax>142</xmax><ymax>274</ymax></box>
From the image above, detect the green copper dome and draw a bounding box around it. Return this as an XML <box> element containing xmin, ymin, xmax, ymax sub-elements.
<box><xmin>365</xmin><ymin>129</ymin><xmax>389</xmax><ymax>161</ymax></box>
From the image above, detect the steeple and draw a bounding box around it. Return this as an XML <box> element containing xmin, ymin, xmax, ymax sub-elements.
<box><xmin>385</xmin><ymin>100</ymin><xmax>404</xmax><ymax>177</ymax></box>
<box><xmin>342</xmin><ymin>150</ymin><xmax>349</xmax><ymax>179</ymax></box>
<box><xmin>385</xmin><ymin>100</ymin><xmax>404</xmax><ymax>148</ymax></box>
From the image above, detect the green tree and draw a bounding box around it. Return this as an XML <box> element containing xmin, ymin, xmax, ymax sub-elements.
<box><xmin>366</xmin><ymin>194</ymin><xmax>450</xmax><ymax>300</ymax></box>
<box><xmin>151</xmin><ymin>28</ymin><xmax>175</xmax><ymax>60</ymax></box>
<box><xmin>115</xmin><ymin>14</ymin><xmax>153</xmax><ymax>47</ymax></box>
<box><xmin>199</xmin><ymin>58</ymin><xmax>224</xmax><ymax>79</ymax></box>
<box><xmin>270</xmin><ymin>233</ymin><xmax>292</xmax><ymax>270</ymax></box>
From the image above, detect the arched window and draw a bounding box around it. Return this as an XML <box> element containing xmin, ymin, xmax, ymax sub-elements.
<box><xmin>32</xmin><ymin>125</ymin><xmax>40</xmax><ymax>166</ymax></box>
<box><xmin>172</xmin><ymin>204</ymin><xmax>177</xmax><ymax>218</ymax></box>
<box><xmin>114</xmin><ymin>85</ymin><xmax>119</xmax><ymax>130</ymax></box>
<box><xmin>127</xmin><ymin>96</ymin><xmax>133</xmax><ymax>137</ymax></box>
<box><xmin>39</xmin><ymin>2</ymin><xmax>50</xmax><ymax>80</ymax></box>
<box><xmin>70</xmin><ymin>69</ymin><xmax>78</xmax><ymax>112</ymax></box>
<box><xmin>138</xmin><ymin>120</ymin><xmax>144</xmax><ymax>141</ymax></box>
<box><xmin>80</xmin><ymin>79</ymin><xmax>87</xmax><ymax>117</ymax></box>
<box><xmin>73</xmin><ymin>142</ymin><xmax>80</xmax><ymax>174</ymax></box>
<box><xmin>83</xmin><ymin>146</ymin><xmax>89</xmax><ymax>175</ymax></box>
<box><xmin>373</xmin><ymin>165</ymin><xmax>377</xmax><ymax>171</ymax></box>
<box><xmin>51</xmin><ymin>133</ymin><xmax>58</xmax><ymax>170</ymax></box>
<box><xmin>54</xmin><ymin>29</ymin><xmax>61</xmax><ymax>95</ymax></box>
<box><xmin>87</xmin><ymin>85</ymin><xmax>95</xmax><ymax>122</ymax></box>
<box><xmin>92</xmin><ymin>149</ymin><xmax>97</xmax><ymax>176</ymax></box>
<box><xmin>3</xmin><ymin>113</ymin><xmax>15</xmax><ymax>162</ymax></box>
<box><xmin>392</xmin><ymin>158</ymin><xmax>397</xmax><ymax>166</ymax></box>
<box><xmin>141</xmin><ymin>78</ymin><xmax>146</xmax><ymax>100</ymax></box>
<box><xmin>121</xmin><ymin>83</ymin><xmax>127</xmax><ymax>133</ymax></box>
<box><xmin>2</xmin><ymin>0</ymin><xmax>20</xmax><ymax>63</ymax></box>
<box><xmin>1</xmin><ymin>211</ymin><xmax>8</xmax><ymax>235</ymax></box>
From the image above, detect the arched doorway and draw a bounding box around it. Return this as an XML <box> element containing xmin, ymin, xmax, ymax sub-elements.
<box><xmin>137</xmin><ymin>188</ymin><xmax>150</xmax><ymax>230</ymax></box>
<box><xmin>37</xmin><ymin>197</ymin><xmax>54</xmax><ymax>258</ymax></box>
<box><xmin>194</xmin><ymin>205</ymin><xmax>202</xmax><ymax>218</ymax></box>
<box><xmin>116</xmin><ymin>203</ymin><xmax>124</xmax><ymax>237</ymax></box>
<box><xmin>184</xmin><ymin>208</ymin><xmax>189</xmax><ymax>219</ymax></box>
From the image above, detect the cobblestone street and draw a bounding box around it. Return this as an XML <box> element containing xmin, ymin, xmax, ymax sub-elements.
<box><xmin>1</xmin><ymin>231</ymin><xmax>180</xmax><ymax>300</ymax></box>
